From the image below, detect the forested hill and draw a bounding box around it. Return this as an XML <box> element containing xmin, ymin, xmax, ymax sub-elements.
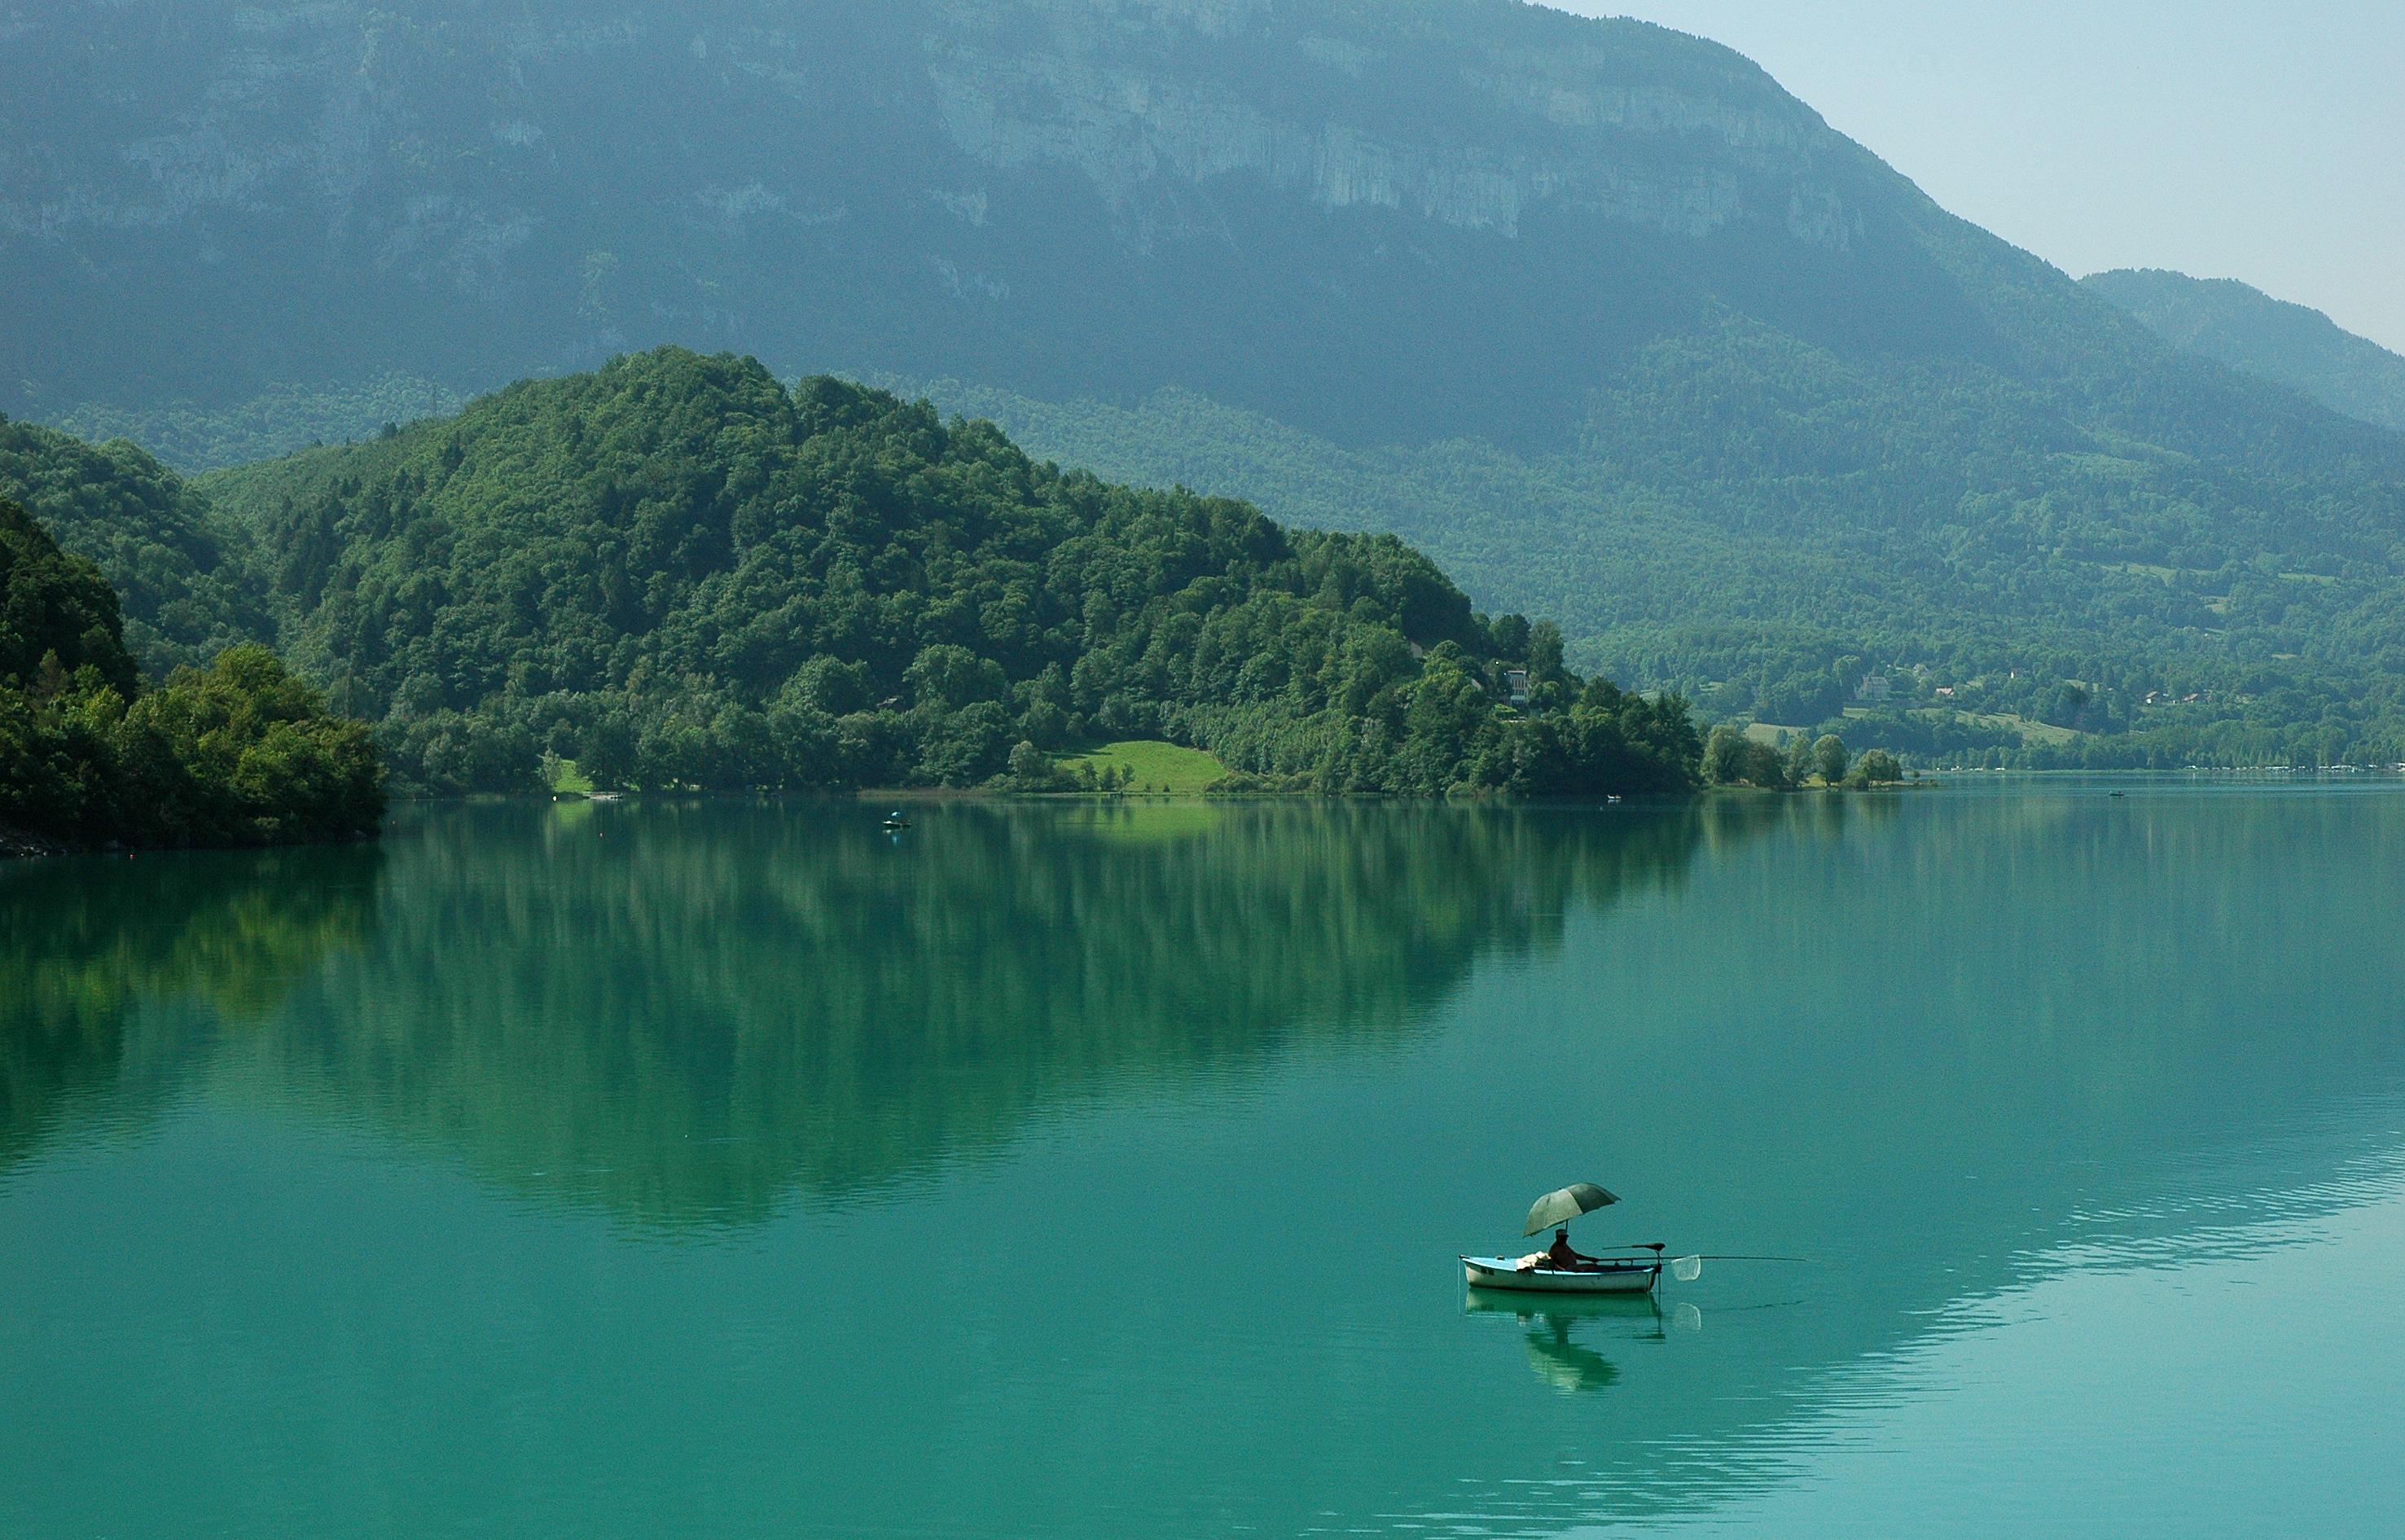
<box><xmin>932</xmin><ymin>314</ymin><xmax>2405</xmax><ymax>767</ymax></box>
<box><xmin>12</xmin><ymin>0</ymin><xmax>2405</xmax><ymax>765</ymax></box>
<box><xmin>0</xmin><ymin>498</ymin><xmax>382</xmax><ymax>853</ymax></box>
<box><xmin>10</xmin><ymin>0</ymin><xmax>2280</xmax><ymax>464</ymax></box>
<box><xmin>2083</xmin><ymin>270</ymin><xmax>2405</xmax><ymax>437</ymax></box>
<box><xmin>199</xmin><ymin>349</ymin><xmax>1697</xmax><ymax>797</ymax></box>
<box><xmin>0</xmin><ymin>419</ymin><xmax>269</xmax><ymax>676</ymax></box>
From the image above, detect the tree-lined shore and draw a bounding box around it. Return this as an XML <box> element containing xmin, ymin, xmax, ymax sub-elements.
<box><xmin>0</xmin><ymin>498</ymin><xmax>384</xmax><ymax>854</ymax></box>
<box><xmin>2</xmin><ymin>352</ymin><xmax>1722</xmax><ymax>845</ymax></box>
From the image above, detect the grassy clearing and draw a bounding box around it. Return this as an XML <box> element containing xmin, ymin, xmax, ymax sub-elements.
<box><xmin>1749</xmin><ymin>708</ymin><xmax>2088</xmax><ymax>752</ymax></box>
<box><xmin>540</xmin><ymin>753</ymin><xmax>595</xmax><ymax>795</ymax></box>
<box><xmin>1960</xmin><ymin>711</ymin><xmax>2082</xmax><ymax>747</ymax></box>
<box><xmin>1055</xmin><ymin>739</ymin><xmax>1229</xmax><ymax>794</ymax></box>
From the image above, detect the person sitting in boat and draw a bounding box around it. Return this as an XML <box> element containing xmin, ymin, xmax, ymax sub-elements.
<box><xmin>1516</xmin><ymin>1227</ymin><xmax>1602</xmax><ymax>1272</ymax></box>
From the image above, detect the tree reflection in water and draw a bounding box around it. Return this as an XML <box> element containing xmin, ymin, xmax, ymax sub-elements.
<box><xmin>2</xmin><ymin>797</ymin><xmax>1735</xmax><ymax>1221</ymax></box>
<box><xmin>0</xmin><ymin>843</ymin><xmax>382</xmax><ymax>1167</ymax></box>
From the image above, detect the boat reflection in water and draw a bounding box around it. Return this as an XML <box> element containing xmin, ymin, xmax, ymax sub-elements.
<box><xmin>16</xmin><ymin>789</ymin><xmax>2405</xmax><ymax>1538</ymax></box>
<box><xmin>1464</xmin><ymin>1288</ymin><xmax>1665</xmax><ymax>1394</ymax></box>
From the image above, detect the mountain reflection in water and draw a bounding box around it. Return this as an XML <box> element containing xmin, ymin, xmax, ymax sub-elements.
<box><xmin>1</xmin><ymin>796</ymin><xmax>1722</xmax><ymax>1221</ymax></box>
<box><xmin>6</xmin><ymin>786</ymin><xmax>2403</xmax><ymax>1538</ymax></box>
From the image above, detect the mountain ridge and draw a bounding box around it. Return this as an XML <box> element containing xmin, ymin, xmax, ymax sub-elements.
<box><xmin>7</xmin><ymin>0</ymin><xmax>2403</xmax><ymax>762</ymax></box>
<box><xmin>2083</xmin><ymin>268</ymin><xmax>2405</xmax><ymax>437</ymax></box>
<box><xmin>0</xmin><ymin>0</ymin><xmax>2181</xmax><ymax>444</ymax></box>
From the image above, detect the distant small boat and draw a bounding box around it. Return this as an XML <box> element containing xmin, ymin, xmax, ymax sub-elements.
<box><xmin>881</xmin><ymin>810</ymin><xmax>910</xmax><ymax>830</ymax></box>
<box><xmin>1468</xmin><ymin>1180</ymin><xmax>1666</xmax><ymax>1293</ymax></box>
<box><xmin>1459</xmin><ymin>1255</ymin><xmax>1660</xmax><ymax>1294</ymax></box>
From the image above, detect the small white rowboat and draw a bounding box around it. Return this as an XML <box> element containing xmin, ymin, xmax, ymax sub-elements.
<box><xmin>1460</xmin><ymin>1255</ymin><xmax>1661</xmax><ymax>1294</ymax></box>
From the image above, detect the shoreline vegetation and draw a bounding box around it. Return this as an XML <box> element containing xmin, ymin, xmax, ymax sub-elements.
<box><xmin>16</xmin><ymin>0</ymin><xmax>2405</xmax><ymax>786</ymax></box>
<box><xmin>5</xmin><ymin>344</ymin><xmax>2399</xmax><ymax>825</ymax></box>
<box><xmin>23</xmin><ymin>347</ymin><xmax>2318</xmax><ymax>842</ymax></box>
<box><xmin>1700</xmin><ymin>725</ymin><xmax>1902</xmax><ymax>791</ymax></box>
<box><xmin>3</xmin><ymin>353</ymin><xmax>1709</xmax><ymax>842</ymax></box>
<box><xmin>531</xmin><ymin>721</ymin><xmax>1920</xmax><ymax>805</ymax></box>
<box><xmin>0</xmin><ymin>496</ymin><xmax>384</xmax><ymax>858</ymax></box>
<box><xmin>181</xmin><ymin>349</ymin><xmax>1701</xmax><ymax>801</ymax></box>
<box><xmin>526</xmin><ymin>758</ymin><xmax>2382</xmax><ymax>813</ymax></box>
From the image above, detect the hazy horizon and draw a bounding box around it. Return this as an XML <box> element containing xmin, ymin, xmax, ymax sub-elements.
<box><xmin>1555</xmin><ymin>0</ymin><xmax>2404</xmax><ymax>354</ymax></box>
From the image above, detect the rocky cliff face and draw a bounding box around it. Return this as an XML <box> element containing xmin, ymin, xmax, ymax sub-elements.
<box><xmin>921</xmin><ymin>0</ymin><xmax>1854</xmax><ymax>245</ymax></box>
<box><xmin>15</xmin><ymin>1</ymin><xmax>2405</xmax><ymax>761</ymax></box>
<box><xmin>2</xmin><ymin>0</ymin><xmax>1954</xmax><ymax>449</ymax></box>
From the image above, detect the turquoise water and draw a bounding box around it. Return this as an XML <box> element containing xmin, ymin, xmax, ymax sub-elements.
<box><xmin>4</xmin><ymin>784</ymin><xmax>2402</xmax><ymax>1536</ymax></box>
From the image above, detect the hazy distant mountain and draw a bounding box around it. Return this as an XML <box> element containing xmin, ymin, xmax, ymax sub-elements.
<box><xmin>4</xmin><ymin>0</ymin><xmax>2064</xmax><ymax>449</ymax></box>
<box><xmin>2083</xmin><ymin>270</ymin><xmax>2405</xmax><ymax>437</ymax></box>
<box><xmin>7</xmin><ymin>0</ymin><xmax>2404</xmax><ymax>761</ymax></box>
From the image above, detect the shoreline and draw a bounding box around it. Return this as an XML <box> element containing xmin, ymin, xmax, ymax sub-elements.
<box><xmin>0</xmin><ymin>823</ymin><xmax>382</xmax><ymax>862</ymax></box>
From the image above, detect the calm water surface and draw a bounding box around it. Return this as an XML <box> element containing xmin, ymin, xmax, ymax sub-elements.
<box><xmin>4</xmin><ymin>783</ymin><xmax>2402</xmax><ymax>1536</ymax></box>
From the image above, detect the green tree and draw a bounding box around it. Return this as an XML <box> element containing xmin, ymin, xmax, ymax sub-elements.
<box><xmin>1003</xmin><ymin>739</ymin><xmax>1059</xmax><ymax>790</ymax></box>
<box><xmin>1703</xmin><ymin>723</ymin><xmax>1789</xmax><ymax>789</ymax></box>
<box><xmin>0</xmin><ymin>420</ymin><xmax>270</xmax><ymax>675</ymax></box>
<box><xmin>1814</xmin><ymin>734</ymin><xmax>1850</xmax><ymax>784</ymax></box>
<box><xmin>191</xmin><ymin>349</ymin><xmax>1704</xmax><ymax>800</ymax></box>
<box><xmin>1852</xmin><ymin>749</ymin><xmax>1903</xmax><ymax>785</ymax></box>
<box><xmin>1</xmin><ymin>497</ymin><xmax>139</xmax><ymax>700</ymax></box>
<box><xmin>2</xmin><ymin>499</ymin><xmax>383</xmax><ymax>849</ymax></box>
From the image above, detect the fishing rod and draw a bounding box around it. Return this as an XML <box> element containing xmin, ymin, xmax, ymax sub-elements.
<box><xmin>1582</xmin><ymin>1244</ymin><xmax>1819</xmax><ymax>1285</ymax></box>
<box><xmin>1665</xmin><ymin>1254</ymin><xmax>1821</xmax><ymax>1281</ymax></box>
<box><xmin>1592</xmin><ymin>1244</ymin><xmax>1819</xmax><ymax>1264</ymax></box>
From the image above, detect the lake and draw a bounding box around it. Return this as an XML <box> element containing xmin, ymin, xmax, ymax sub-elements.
<box><xmin>5</xmin><ymin>783</ymin><xmax>2402</xmax><ymax>1537</ymax></box>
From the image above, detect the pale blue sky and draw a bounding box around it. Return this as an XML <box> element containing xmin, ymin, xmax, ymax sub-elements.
<box><xmin>1547</xmin><ymin>1</ymin><xmax>2405</xmax><ymax>352</ymax></box>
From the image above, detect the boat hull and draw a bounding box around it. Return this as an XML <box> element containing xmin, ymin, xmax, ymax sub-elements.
<box><xmin>1460</xmin><ymin>1256</ymin><xmax>1660</xmax><ymax>1294</ymax></box>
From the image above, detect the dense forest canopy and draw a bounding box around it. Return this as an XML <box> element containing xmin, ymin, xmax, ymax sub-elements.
<box><xmin>0</xmin><ymin>497</ymin><xmax>384</xmax><ymax>851</ymax></box>
<box><xmin>2084</xmin><ymin>270</ymin><xmax>2405</xmax><ymax>437</ymax></box>
<box><xmin>0</xmin><ymin>417</ymin><xmax>270</xmax><ymax>674</ymax></box>
<box><xmin>936</xmin><ymin>318</ymin><xmax>2405</xmax><ymax>769</ymax></box>
<box><xmin>196</xmin><ymin>349</ymin><xmax>1697</xmax><ymax>797</ymax></box>
<box><xmin>10</xmin><ymin>2</ymin><xmax>2405</xmax><ymax>770</ymax></box>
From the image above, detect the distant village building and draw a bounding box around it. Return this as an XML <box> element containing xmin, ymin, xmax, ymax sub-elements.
<box><xmin>1505</xmin><ymin>669</ymin><xmax>1531</xmax><ymax>708</ymax></box>
<box><xmin>1857</xmin><ymin>674</ymin><xmax>1891</xmax><ymax>704</ymax></box>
